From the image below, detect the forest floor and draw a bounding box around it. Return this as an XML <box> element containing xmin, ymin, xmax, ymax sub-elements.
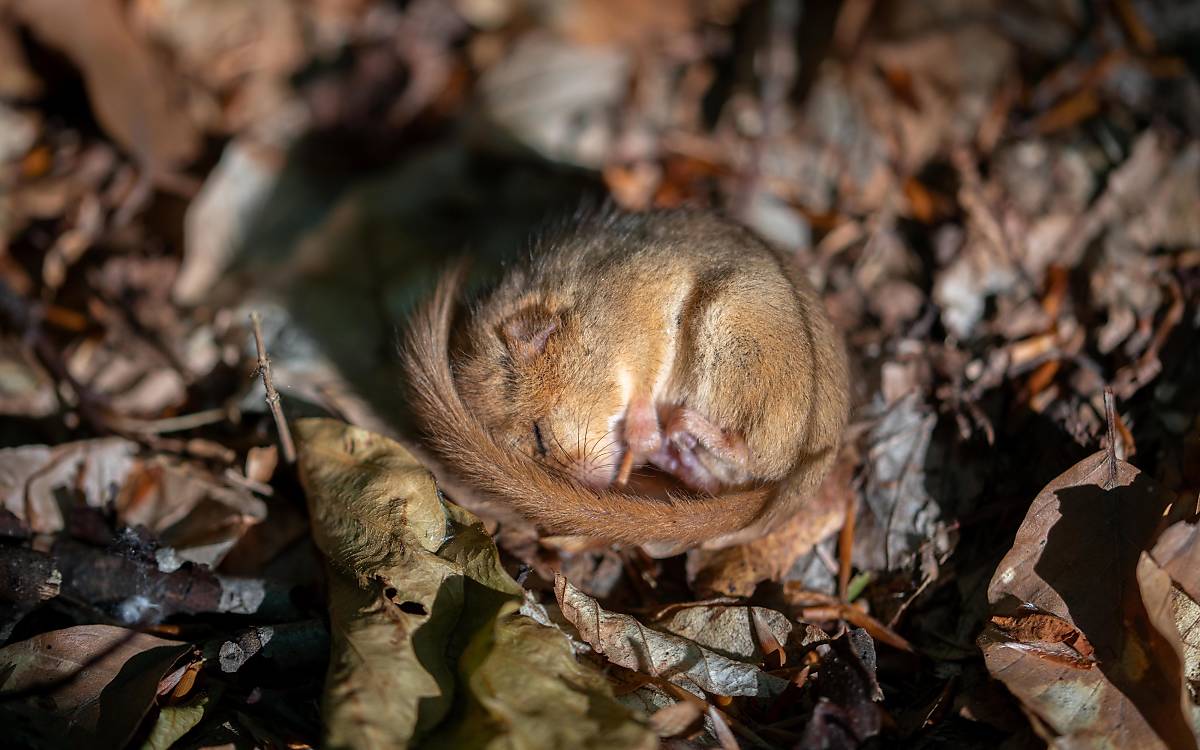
<box><xmin>1</xmin><ymin>0</ymin><xmax>1199</xmax><ymax>748</ymax></box>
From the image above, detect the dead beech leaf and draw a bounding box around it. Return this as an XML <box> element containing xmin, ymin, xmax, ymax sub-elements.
<box><xmin>989</xmin><ymin>605</ymin><xmax>1096</xmax><ymax>666</ymax></box>
<box><xmin>1137</xmin><ymin>549</ymin><xmax>1200</xmax><ymax>738</ymax></box>
<box><xmin>8</xmin><ymin>0</ymin><xmax>201</xmax><ymax>174</ymax></box>
<box><xmin>555</xmin><ymin>573</ymin><xmax>789</xmax><ymax>698</ymax></box>
<box><xmin>688</xmin><ymin>451</ymin><xmax>852</xmax><ymax>597</ymax></box>
<box><xmin>981</xmin><ymin>450</ymin><xmax>1197</xmax><ymax>750</ymax></box>
<box><xmin>295</xmin><ymin>418</ymin><xmax>652</xmax><ymax>750</ymax></box>
<box><xmin>1149</xmin><ymin>520</ymin><xmax>1200</xmax><ymax>605</ymax></box>
<box><xmin>1144</xmin><ymin>519</ymin><xmax>1200</xmax><ymax>736</ymax></box>
<box><xmin>651</xmin><ymin>603</ymin><xmax>792</xmax><ymax>665</ymax></box>
<box><xmin>0</xmin><ymin>624</ymin><xmax>189</xmax><ymax>749</ymax></box>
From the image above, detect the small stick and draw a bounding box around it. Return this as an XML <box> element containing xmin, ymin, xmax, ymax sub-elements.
<box><xmin>615</xmin><ymin>450</ymin><xmax>635</xmax><ymax>486</ymax></box>
<box><xmin>250</xmin><ymin>312</ymin><xmax>296</xmax><ymax>464</ymax></box>
<box><xmin>1103</xmin><ymin>387</ymin><xmax>1118</xmax><ymax>489</ymax></box>
<box><xmin>837</xmin><ymin>491</ymin><xmax>857</xmax><ymax>601</ymax></box>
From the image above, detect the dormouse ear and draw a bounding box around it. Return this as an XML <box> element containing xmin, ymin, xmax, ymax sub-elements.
<box><xmin>499</xmin><ymin>305</ymin><xmax>560</xmax><ymax>360</ymax></box>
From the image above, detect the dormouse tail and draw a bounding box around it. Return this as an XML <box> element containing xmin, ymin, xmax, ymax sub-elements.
<box><xmin>402</xmin><ymin>264</ymin><xmax>775</xmax><ymax>545</ymax></box>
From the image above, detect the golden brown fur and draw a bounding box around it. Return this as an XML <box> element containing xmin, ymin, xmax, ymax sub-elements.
<box><xmin>403</xmin><ymin>210</ymin><xmax>849</xmax><ymax>546</ymax></box>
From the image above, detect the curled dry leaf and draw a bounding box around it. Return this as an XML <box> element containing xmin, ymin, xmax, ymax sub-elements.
<box><xmin>988</xmin><ymin>605</ymin><xmax>1096</xmax><ymax>668</ymax></box>
<box><xmin>295</xmin><ymin>418</ymin><xmax>652</xmax><ymax>750</ymax></box>
<box><xmin>651</xmin><ymin>602</ymin><xmax>792</xmax><ymax>665</ymax></box>
<box><xmin>0</xmin><ymin>624</ymin><xmax>190</xmax><ymax>749</ymax></box>
<box><xmin>1143</xmin><ymin>519</ymin><xmax>1200</xmax><ymax>735</ymax></box>
<box><xmin>555</xmin><ymin>573</ymin><xmax>789</xmax><ymax>698</ymax></box>
<box><xmin>1149</xmin><ymin>519</ymin><xmax>1200</xmax><ymax>605</ymax></box>
<box><xmin>981</xmin><ymin>450</ymin><xmax>1198</xmax><ymax>749</ymax></box>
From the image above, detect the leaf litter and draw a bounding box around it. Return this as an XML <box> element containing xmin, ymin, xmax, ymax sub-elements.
<box><xmin>0</xmin><ymin>0</ymin><xmax>1198</xmax><ymax>747</ymax></box>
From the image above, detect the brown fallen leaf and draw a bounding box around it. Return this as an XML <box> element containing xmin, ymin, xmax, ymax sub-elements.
<box><xmin>555</xmin><ymin>572</ymin><xmax>789</xmax><ymax>698</ymax></box>
<box><xmin>981</xmin><ymin>450</ymin><xmax>1197</xmax><ymax>749</ymax></box>
<box><xmin>650</xmin><ymin>602</ymin><xmax>792</xmax><ymax>665</ymax></box>
<box><xmin>989</xmin><ymin>604</ymin><xmax>1096</xmax><ymax>663</ymax></box>
<box><xmin>0</xmin><ymin>624</ymin><xmax>190</xmax><ymax>748</ymax></box>
<box><xmin>1148</xmin><ymin>519</ymin><xmax>1200</xmax><ymax>605</ymax></box>
<box><xmin>8</xmin><ymin>0</ymin><xmax>201</xmax><ymax>177</ymax></box>
<box><xmin>116</xmin><ymin>458</ymin><xmax>267</xmax><ymax>567</ymax></box>
<box><xmin>1136</xmin><ymin>549</ymin><xmax>1200</xmax><ymax>738</ymax></box>
<box><xmin>1143</xmin><ymin>518</ymin><xmax>1200</xmax><ymax>736</ymax></box>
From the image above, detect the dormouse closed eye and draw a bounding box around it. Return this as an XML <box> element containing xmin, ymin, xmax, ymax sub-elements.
<box><xmin>532</xmin><ymin>422</ymin><xmax>547</xmax><ymax>456</ymax></box>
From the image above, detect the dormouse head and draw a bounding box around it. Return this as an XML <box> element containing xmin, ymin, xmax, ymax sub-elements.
<box><xmin>456</xmin><ymin>297</ymin><xmax>627</xmax><ymax>489</ymax></box>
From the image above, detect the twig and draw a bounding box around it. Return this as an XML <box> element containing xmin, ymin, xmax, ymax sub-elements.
<box><xmin>250</xmin><ymin>312</ymin><xmax>296</xmax><ymax>464</ymax></box>
<box><xmin>1102</xmin><ymin>388</ymin><xmax>1118</xmax><ymax>489</ymax></box>
<box><xmin>224</xmin><ymin>468</ymin><xmax>275</xmax><ymax>497</ymax></box>
<box><xmin>107</xmin><ymin>408</ymin><xmax>231</xmax><ymax>435</ymax></box>
<box><xmin>837</xmin><ymin>492</ymin><xmax>857</xmax><ymax>601</ymax></box>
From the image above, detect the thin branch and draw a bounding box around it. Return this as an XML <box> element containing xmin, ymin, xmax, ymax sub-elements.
<box><xmin>250</xmin><ymin>312</ymin><xmax>296</xmax><ymax>464</ymax></box>
<box><xmin>1103</xmin><ymin>387</ymin><xmax>1118</xmax><ymax>489</ymax></box>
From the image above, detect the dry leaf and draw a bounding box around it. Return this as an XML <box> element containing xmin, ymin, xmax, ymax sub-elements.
<box><xmin>651</xmin><ymin>603</ymin><xmax>792</xmax><ymax>665</ymax></box>
<box><xmin>981</xmin><ymin>450</ymin><xmax>1197</xmax><ymax>749</ymax></box>
<box><xmin>0</xmin><ymin>437</ymin><xmax>264</xmax><ymax>566</ymax></box>
<box><xmin>555</xmin><ymin>573</ymin><xmax>789</xmax><ymax>698</ymax></box>
<box><xmin>430</xmin><ymin>601</ymin><xmax>656</xmax><ymax>749</ymax></box>
<box><xmin>1143</xmin><ymin>519</ymin><xmax>1200</xmax><ymax>736</ymax></box>
<box><xmin>1149</xmin><ymin>520</ymin><xmax>1200</xmax><ymax>605</ymax></box>
<box><xmin>0</xmin><ymin>624</ymin><xmax>190</xmax><ymax>748</ymax></box>
<box><xmin>990</xmin><ymin>606</ymin><xmax>1095</xmax><ymax>658</ymax></box>
<box><xmin>116</xmin><ymin>459</ymin><xmax>267</xmax><ymax>567</ymax></box>
<box><xmin>9</xmin><ymin>0</ymin><xmax>201</xmax><ymax>175</ymax></box>
<box><xmin>0</xmin><ymin>438</ymin><xmax>137</xmax><ymax>534</ymax></box>
<box><xmin>855</xmin><ymin>392</ymin><xmax>945</xmax><ymax>571</ymax></box>
<box><xmin>799</xmin><ymin>629</ymin><xmax>884</xmax><ymax>746</ymax></box>
<box><xmin>296</xmin><ymin>418</ymin><xmax>652</xmax><ymax>749</ymax></box>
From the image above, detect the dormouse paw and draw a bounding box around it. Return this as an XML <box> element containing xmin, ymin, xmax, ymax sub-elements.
<box><xmin>661</xmin><ymin>407</ymin><xmax>752</xmax><ymax>491</ymax></box>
